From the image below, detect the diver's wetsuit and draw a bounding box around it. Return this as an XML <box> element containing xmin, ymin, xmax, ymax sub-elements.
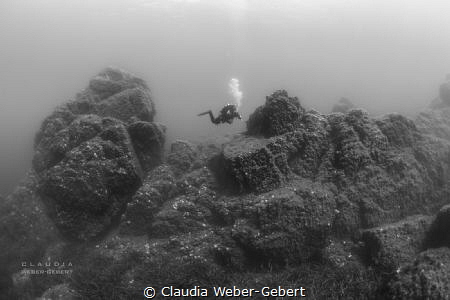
<box><xmin>198</xmin><ymin>104</ymin><xmax>241</xmax><ymax>125</ymax></box>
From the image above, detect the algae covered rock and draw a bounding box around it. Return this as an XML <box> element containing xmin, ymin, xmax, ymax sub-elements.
<box><xmin>220</xmin><ymin>135</ymin><xmax>287</xmax><ymax>193</ymax></box>
<box><xmin>387</xmin><ymin>247</ymin><xmax>450</xmax><ymax>299</ymax></box>
<box><xmin>424</xmin><ymin>204</ymin><xmax>450</xmax><ymax>249</ymax></box>
<box><xmin>376</xmin><ymin>113</ymin><xmax>420</xmax><ymax>148</ymax></box>
<box><xmin>247</xmin><ymin>90</ymin><xmax>305</xmax><ymax>137</ymax></box>
<box><xmin>416</xmin><ymin>107</ymin><xmax>450</xmax><ymax>141</ymax></box>
<box><xmin>119</xmin><ymin>165</ymin><xmax>178</xmax><ymax>236</ymax></box>
<box><xmin>361</xmin><ymin>215</ymin><xmax>433</xmax><ymax>273</ymax></box>
<box><xmin>231</xmin><ymin>180</ymin><xmax>336</xmax><ymax>265</ymax></box>
<box><xmin>39</xmin><ymin>131</ymin><xmax>142</xmax><ymax>241</ymax></box>
<box><xmin>32</xmin><ymin>68</ymin><xmax>165</xmax><ymax>241</ymax></box>
<box><xmin>167</xmin><ymin>140</ymin><xmax>199</xmax><ymax>175</ymax></box>
<box><xmin>0</xmin><ymin>172</ymin><xmax>59</xmax><ymax>299</ymax></box>
<box><xmin>128</xmin><ymin>121</ymin><xmax>166</xmax><ymax>174</ymax></box>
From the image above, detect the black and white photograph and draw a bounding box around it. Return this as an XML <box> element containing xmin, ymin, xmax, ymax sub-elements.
<box><xmin>1</xmin><ymin>0</ymin><xmax>450</xmax><ymax>299</ymax></box>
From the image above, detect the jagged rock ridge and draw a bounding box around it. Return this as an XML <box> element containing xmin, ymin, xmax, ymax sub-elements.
<box><xmin>2</xmin><ymin>76</ymin><xmax>450</xmax><ymax>299</ymax></box>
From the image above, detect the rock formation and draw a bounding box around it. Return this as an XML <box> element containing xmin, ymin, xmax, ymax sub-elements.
<box><xmin>31</xmin><ymin>67</ymin><xmax>166</xmax><ymax>242</ymax></box>
<box><xmin>246</xmin><ymin>90</ymin><xmax>305</xmax><ymax>137</ymax></box>
<box><xmin>331</xmin><ymin>97</ymin><xmax>356</xmax><ymax>113</ymax></box>
<box><xmin>4</xmin><ymin>71</ymin><xmax>450</xmax><ymax>299</ymax></box>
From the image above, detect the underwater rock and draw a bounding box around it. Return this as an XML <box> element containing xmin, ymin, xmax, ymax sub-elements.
<box><xmin>38</xmin><ymin>283</ymin><xmax>76</xmax><ymax>300</ymax></box>
<box><xmin>424</xmin><ymin>204</ymin><xmax>450</xmax><ymax>249</ymax></box>
<box><xmin>231</xmin><ymin>180</ymin><xmax>336</xmax><ymax>265</ymax></box>
<box><xmin>39</xmin><ymin>130</ymin><xmax>141</xmax><ymax>241</ymax></box>
<box><xmin>219</xmin><ymin>135</ymin><xmax>291</xmax><ymax>193</ymax></box>
<box><xmin>439</xmin><ymin>80</ymin><xmax>450</xmax><ymax>105</ymax></box>
<box><xmin>0</xmin><ymin>171</ymin><xmax>58</xmax><ymax>297</ymax></box>
<box><xmin>387</xmin><ymin>247</ymin><xmax>450</xmax><ymax>299</ymax></box>
<box><xmin>94</xmin><ymin>87</ymin><xmax>154</xmax><ymax>123</ymax></box>
<box><xmin>9</xmin><ymin>78</ymin><xmax>450</xmax><ymax>298</ymax></box>
<box><xmin>166</xmin><ymin>140</ymin><xmax>199</xmax><ymax>175</ymax></box>
<box><xmin>247</xmin><ymin>90</ymin><xmax>305</xmax><ymax>137</ymax></box>
<box><xmin>415</xmin><ymin>107</ymin><xmax>450</xmax><ymax>141</ymax></box>
<box><xmin>70</xmin><ymin>231</ymin><xmax>243</xmax><ymax>299</ymax></box>
<box><xmin>32</xmin><ymin>68</ymin><xmax>165</xmax><ymax>241</ymax></box>
<box><xmin>361</xmin><ymin>215</ymin><xmax>432</xmax><ymax>273</ymax></box>
<box><xmin>34</xmin><ymin>114</ymin><xmax>119</xmax><ymax>172</ymax></box>
<box><xmin>87</xmin><ymin>67</ymin><xmax>151</xmax><ymax>103</ymax></box>
<box><xmin>331</xmin><ymin>97</ymin><xmax>356</xmax><ymax>113</ymax></box>
<box><xmin>119</xmin><ymin>165</ymin><xmax>178</xmax><ymax>236</ymax></box>
<box><xmin>376</xmin><ymin>113</ymin><xmax>420</xmax><ymax>148</ymax></box>
<box><xmin>128</xmin><ymin>121</ymin><xmax>166</xmax><ymax>174</ymax></box>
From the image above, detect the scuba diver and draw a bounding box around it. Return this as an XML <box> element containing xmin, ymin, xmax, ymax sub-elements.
<box><xmin>198</xmin><ymin>104</ymin><xmax>241</xmax><ymax>125</ymax></box>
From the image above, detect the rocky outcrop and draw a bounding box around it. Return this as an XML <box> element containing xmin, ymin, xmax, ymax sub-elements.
<box><xmin>32</xmin><ymin>67</ymin><xmax>165</xmax><ymax>242</ymax></box>
<box><xmin>231</xmin><ymin>180</ymin><xmax>336</xmax><ymax>265</ymax></box>
<box><xmin>361</xmin><ymin>215</ymin><xmax>433</xmax><ymax>273</ymax></box>
<box><xmin>166</xmin><ymin>140</ymin><xmax>199</xmax><ymax>175</ymax></box>
<box><xmin>217</xmin><ymin>106</ymin><xmax>450</xmax><ymax>234</ymax></box>
<box><xmin>416</xmin><ymin>107</ymin><xmax>450</xmax><ymax>141</ymax></box>
<box><xmin>246</xmin><ymin>90</ymin><xmax>305</xmax><ymax>137</ymax></box>
<box><xmin>424</xmin><ymin>204</ymin><xmax>450</xmax><ymax>249</ymax></box>
<box><xmin>128</xmin><ymin>121</ymin><xmax>166</xmax><ymax>173</ymax></box>
<box><xmin>331</xmin><ymin>97</ymin><xmax>356</xmax><ymax>113</ymax></box>
<box><xmin>386</xmin><ymin>247</ymin><xmax>450</xmax><ymax>299</ymax></box>
<box><xmin>6</xmin><ymin>79</ymin><xmax>450</xmax><ymax>299</ymax></box>
<box><xmin>0</xmin><ymin>172</ymin><xmax>59</xmax><ymax>299</ymax></box>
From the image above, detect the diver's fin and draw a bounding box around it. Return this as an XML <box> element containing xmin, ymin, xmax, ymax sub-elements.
<box><xmin>198</xmin><ymin>111</ymin><xmax>211</xmax><ymax>116</ymax></box>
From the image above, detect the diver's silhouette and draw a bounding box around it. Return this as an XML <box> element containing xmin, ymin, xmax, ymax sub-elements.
<box><xmin>198</xmin><ymin>104</ymin><xmax>241</xmax><ymax>125</ymax></box>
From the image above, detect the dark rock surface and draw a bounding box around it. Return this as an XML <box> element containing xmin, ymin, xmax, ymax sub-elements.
<box><xmin>5</xmin><ymin>73</ymin><xmax>450</xmax><ymax>299</ymax></box>
<box><xmin>362</xmin><ymin>215</ymin><xmax>433</xmax><ymax>273</ymax></box>
<box><xmin>0</xmin><ymin>172</ymin><xmax>59</xmax><ymax>299</ymax></box>
<box><xmin>424</xmin><ymin>204</ymin><xmax>450</xmax><ymax>249</ymax></box>
<box><xmin>32</xmin><ymin>67</ymin><xmax>165</xmax><ymax>242</ymax></box>
<box><xmin>386</xmin><ymin>247</ymin><xmax>450</xmax><ymax>299</ymax></box>
<box><xmin>217</xmin><ymin>106</ymin><xmax>450</xmax><ymax>234</ymax></box>
<box><xmin>128</xmin><ymin>121</ymin><xmax>166</xmax><ymax>174</ymax></box>
<box><xmin>230</xmin><ymin>180</ymin><xmax>336</xmax><ymax>265</ymax></box>
<box><xmin>247</xmin><ymin>90</ymin><xmax>305</xmax><ymax>137</ymax></box>
<box><xmin>166</xmin><ymin>140</ymin><xmax>199</xmax><ymax>175</ymax></box>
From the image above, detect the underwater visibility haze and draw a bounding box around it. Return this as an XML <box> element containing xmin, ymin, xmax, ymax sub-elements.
<box><xmin>2</xmin><ymin>0</ymin><xmax>450</xmax><ymax>193</ymax></box>
<box><xmin>3</xmin><ymin>1</ymin><xmax>450</xmax><ymax>299</ymax></box>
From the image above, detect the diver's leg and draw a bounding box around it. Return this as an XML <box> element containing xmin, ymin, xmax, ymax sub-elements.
<box><xmin>198</xmin><ymin>110</ymin><xmax>219</xmax><ymax>124</ymax></box>
<box><xmin>197</xmin><ymin>110</ymin><xmax>212</xmax><ymax>116</ymax></box>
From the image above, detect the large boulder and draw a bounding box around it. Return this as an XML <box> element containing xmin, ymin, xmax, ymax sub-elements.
<box><xmin>32</xmin><ymin>68</ymin><xmax>165</xmax><ymax>241</ymax></box>
<box><xmin>220</xmin><ymin>135</ymin><xmax>289</xmax><ymax>193</ymax></box>
<box><xmin>128</xmin><ymin>121</ymin><xmax>166</xmax><ymax>174</ymax></box>
<box><xmin>38</xmin><ymin>127</ymin><xmax>141</xmax><ymax>241</ymax></box>
<box><xmin>247</xmin><ymin>90</ymin><xmax>305</xmax><ymax>137</ymax></box>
